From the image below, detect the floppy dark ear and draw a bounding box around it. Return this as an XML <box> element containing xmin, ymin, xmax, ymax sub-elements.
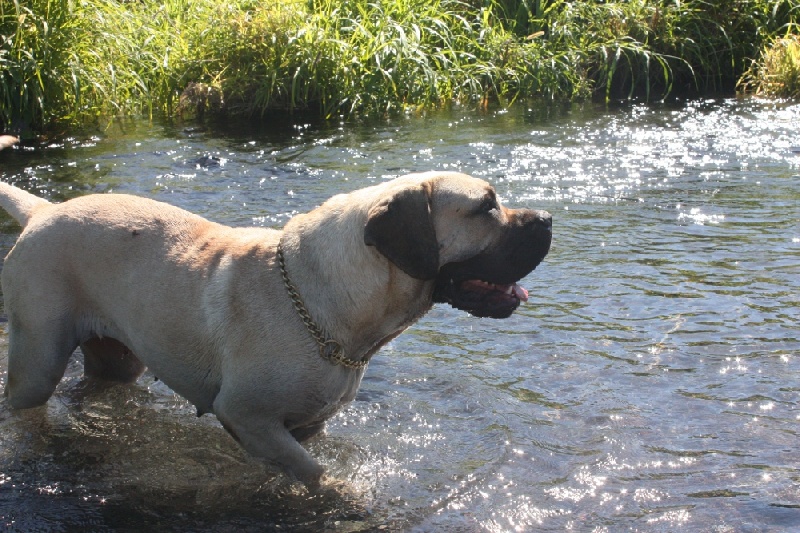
<box><xmin>364</xmin><ymin>184</ymin><xmax>439</xmax><ymax>280</ymax></box>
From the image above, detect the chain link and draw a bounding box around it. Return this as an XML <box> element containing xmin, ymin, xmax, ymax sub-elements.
<box><xmin>277</xmin><ymin>240</ymin><xmax>368</xmax><ymax>371</ymax></box>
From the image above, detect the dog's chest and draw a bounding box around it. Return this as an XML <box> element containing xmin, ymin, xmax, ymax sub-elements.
<box><xmin>313</xmin><ymin>398</ymin><xmax>346</xmax><ymax>422</ymax></box>
<box><xmin>296</xmin><ymin>370</ymin><xmax>363</xmax><ymax>425</ymax></box>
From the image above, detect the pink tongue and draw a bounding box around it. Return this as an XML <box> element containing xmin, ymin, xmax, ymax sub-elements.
<box><xmin>513</xmin><ymin>284</ymin><xmax>529</xmax><ymax>302</ymax></box>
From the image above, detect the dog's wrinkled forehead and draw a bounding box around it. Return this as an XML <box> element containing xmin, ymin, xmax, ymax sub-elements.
<box><xmin>424</xmin><ymin>174</ymin><xmax>506</xmax><ymax>266</ymax></box>
<box><xmin>428</xmin><ymin>174</ymin><xmax>496</xmax><ymax>211</ymax></box>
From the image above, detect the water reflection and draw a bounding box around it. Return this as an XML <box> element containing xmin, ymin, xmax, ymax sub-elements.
<box><xmin>0</xmin><ymin>98</ymin><xmax>798</xmax><ymax>530</ymax></box>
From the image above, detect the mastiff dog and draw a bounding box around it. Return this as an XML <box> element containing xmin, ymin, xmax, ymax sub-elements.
<box><xmin>0</xmin><ymin>171</ymin><xmax>551</xmax><ymax>485</ymax></box>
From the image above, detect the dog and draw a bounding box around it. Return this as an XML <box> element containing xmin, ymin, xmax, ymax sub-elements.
<box><xmin>0</xmin><ymin>171</ymin><xmax>551</xmax><ymax>485</ymax></box>
<box><xmin>0</xmin><ymin>135</ymin><xmax>18</xmax><ymax>151</ymax></box>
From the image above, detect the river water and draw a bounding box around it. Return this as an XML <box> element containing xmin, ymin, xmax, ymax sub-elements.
<box><xmin>0</xmin><ymin>98</ymin><xmax>798</xmax><ymax>531</ymax></box>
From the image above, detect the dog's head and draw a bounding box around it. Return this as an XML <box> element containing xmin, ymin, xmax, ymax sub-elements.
<box><xmin>364</xmin><ymin>172</ymin><xmax>551</xmax><ymax>318</ymax></box>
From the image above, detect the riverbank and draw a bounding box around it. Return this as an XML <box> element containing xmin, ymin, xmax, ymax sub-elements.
<box><xmin>1</xmin><ymin>0</ymin><xmax>798</xmax><ymax>134</ymax></box>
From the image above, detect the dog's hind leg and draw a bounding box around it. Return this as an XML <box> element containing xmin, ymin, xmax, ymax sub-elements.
<box><xmin>80</xmin><ymin>337</ymin><xmax>146</xmax><ymax>383</ymax></box>
<box><xmin>5</xmin><ymin>317</ymin><xmax>78</xmax><ymax>409</ymax></box>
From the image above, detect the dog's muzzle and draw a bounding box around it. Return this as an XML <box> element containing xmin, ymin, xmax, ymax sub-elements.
<box><xmin>433</xmin><ymin>209</ymin><xmax>552</xmax><ymax>318</ymax></box>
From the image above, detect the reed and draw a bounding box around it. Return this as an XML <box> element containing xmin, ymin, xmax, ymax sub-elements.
<box><xmin>246</xmin><ymin>0</ymin><xmax>587</xmax><ymax>117</ymax></box>
<box><xmin>0</xmin><ymin>0</ymin><xmax>91</xmax><ymax>130</ymax></box>
<box><xmin>740</xmin><ymin>34</ymin><xmax>800</xmax><ymax>98</ymax></box>
<box><xmin>1</xmin><ymin>0</ymin><xmax>797</xmax><ymax>134</ymax></box>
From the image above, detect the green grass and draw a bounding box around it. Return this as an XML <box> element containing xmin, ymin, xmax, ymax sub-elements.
<box><xmin>740</xmin><ymin>34</ymin><xmax>800</xmax><ymax>98</ymax></box>
<box><xmin>1</xmin><ymin>0</ymin><xmax>798</xmax><ymax>134</ymax></box>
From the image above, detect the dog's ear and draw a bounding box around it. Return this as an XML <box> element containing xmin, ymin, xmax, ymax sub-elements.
<box><xmin>364</xmin><ymin>184</ymin><xmax>439</xmax><ymax>280</ymax></box>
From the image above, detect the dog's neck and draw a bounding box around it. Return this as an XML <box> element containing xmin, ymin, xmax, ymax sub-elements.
<box><xmin>276</xmin><ymin>238</ymin><xmax>369</xmax><ymax>370</ymax></box>
<box><xmin>278</xmin><ymin>211</ymin><xmax>434</xmax><ymax>367</ymax></box>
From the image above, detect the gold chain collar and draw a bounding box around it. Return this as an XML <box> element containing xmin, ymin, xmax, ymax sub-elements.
<box><xmin>276</xmin><ymin>239</ymin><xmax>369</xmax><ymax>371</ymax></box>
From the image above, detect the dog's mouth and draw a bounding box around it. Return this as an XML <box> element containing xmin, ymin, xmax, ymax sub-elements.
<box><xmin>433</xmin><ymin>277</ymin><xmax>530</xmax><ymax>318</ymax></box>
<box><xmin>431</xmin><ymin>208</ymin><xmax>551</xmax><ymax>319</ymax></box>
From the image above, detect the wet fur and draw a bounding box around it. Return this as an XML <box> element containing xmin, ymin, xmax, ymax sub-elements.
<box><xmin>0</xmin><ymin>172</ymin><xmax>550</xmax><ymax>485</ymax></box>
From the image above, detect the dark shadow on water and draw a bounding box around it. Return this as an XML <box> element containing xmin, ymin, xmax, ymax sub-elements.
<box><xmin>0</xmin><ymin>376</ymin><xmax>387</xmax><ymax>532</ymax></box>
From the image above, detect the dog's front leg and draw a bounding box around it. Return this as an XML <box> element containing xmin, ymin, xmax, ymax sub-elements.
<box><xmin>213</xmin><ymin>396</ymin><xmax>325</xmax><ymax>486</ymax></box>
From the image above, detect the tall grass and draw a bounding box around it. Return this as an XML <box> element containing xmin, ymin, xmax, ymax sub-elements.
<box><xmin>737</xmin><ymin>1</ymin><xmax>800</xmax><ymax>98</ymax></box>
<box><xmin>244</xmin><ymin>0</ymin><xmax>586</xmax><ymax>117</ymax></box>
<box><xmin>0</xmin><ymin>0</ymin><xmax>90</xmax><ymax>130</ymax></box>
<box><xmin>740</xmin><ymin>34</ymin><xmax>800</xmax><ymax>97</ymax></box>
<box><xmin>0</xmin><ymin>0</ymin><xmax>273</xmax><ymax>130</ymax></box>
<box><xmin>1</xmin><ymin>0</ymin><xmax>798</xmax><ymax>134</ymax></box>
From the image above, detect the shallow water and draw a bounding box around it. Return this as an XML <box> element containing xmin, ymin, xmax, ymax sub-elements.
<box><xmin>0</xmin><ymin>98</ymin><xmax>798</xmax><ymax>531</ymax></box>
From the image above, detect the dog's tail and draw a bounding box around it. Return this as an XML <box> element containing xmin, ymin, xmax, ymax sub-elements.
<box><xmin>0</xmin><ymin>181</ymin><xmax>50</xmax><ymax>228</ymax></box>
<box><xmin>0</xmin><ymin>136</ymin><xmax>46</xmax><ymax>227</ymax></box>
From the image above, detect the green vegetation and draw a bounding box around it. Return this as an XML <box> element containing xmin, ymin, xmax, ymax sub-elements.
<box><xmin>1</xmin><ymin>0</ymin><xmax>798</xmax><ymax>133</ymax></box>
<box><xmin>740</xmin><ymin>34</ymin><xmax>800</xmax><ymax>97</ymax></box>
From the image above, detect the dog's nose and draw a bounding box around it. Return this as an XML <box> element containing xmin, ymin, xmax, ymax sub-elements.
<box><xmin>534</xmin><ymin>210</ymin><xmax>552</xmax><ymax>230</ymax></box>
<box><xmin>510</xmin><ymin>209</ymin><xmax>553</xmax><ymax>232</ymax></box>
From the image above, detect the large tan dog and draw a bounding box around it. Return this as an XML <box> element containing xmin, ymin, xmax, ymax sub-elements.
<box><xmin>0</xmin><ymin>171</ymin><xmax>551</xmax><ymax>485</ymax></box>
